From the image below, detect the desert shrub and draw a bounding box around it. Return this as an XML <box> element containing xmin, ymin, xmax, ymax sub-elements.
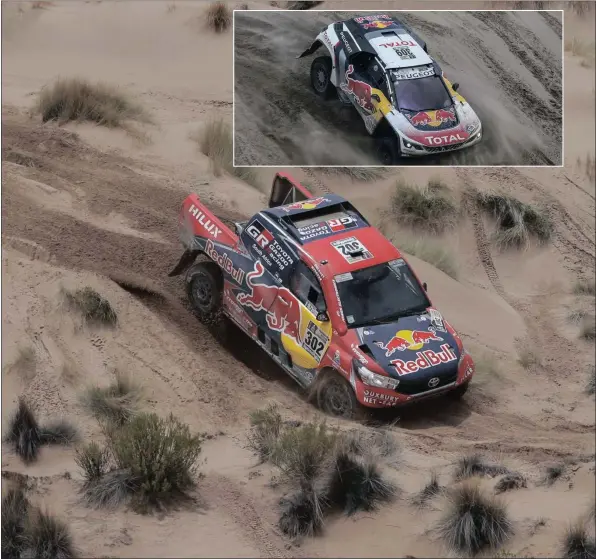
<box><xmin>63</xmin><ymin>287</ymin><xmax>117</xmax><ymax>326</ymax></box>
<box><xmin>574</xmin><ymin>278</ymin><xmax>596</xmax><ymax>296</ymax></box>
<box><xmin>344</xmin><ymin>428</ymin><xmax>398</xmax><ymax>460</ymax></box>
<box><xmin>580</xmin><ymin>316</ymin><xmax>596</xmax><ymax>341</ymax></box>
<box><xmin>475</xmin><ymin>191</ymin><xmax>553</xmax><ymax>248</ymax></box>
<box><xmin>543</xmin><ymin>463</ymin><xmax>565</xmax><ymax>486</ymax></box>
<box><xmin>391</xmin><ymin>179</ymin><xmax>458</xmax><ymax>233</ymax></box>
<box><xmin>518</xmin><ymin>347</ymin><xmax>540</xmax><ymax>370</ymax></box>
<box><xmin>454</xmin><ymin>453</ymin><xmax>510</xmax><ymax>481</ymax></box>
<box><xmin>246</xmin><ymin>403</ymin><xmax>283</xmax><ymax>461</ymax></box>
<box><xmin>437</xmin><ymin>480</ymin><xmax>513</xmax><ymax>555</ymax></box>
<box><xmin>278</xmin><ymin>485</ymin><xmax>326</xmax><ymax>538</ymax></box>
<box><xmin>23</xmin><ymin>508</ymin><xmax>76</xmax><ymax>559</ymax></box>
<box><xmin>205</xmin><ymin>1</ymin><xmax>231</xmax><ymax>32</ymax></box>
<box><xmin>494</xmin><ymin>472</ymin><xmax>527</xmax><ymax>494</ymax></box>
<box><xmin>105</xmin><ymin>412</ymin><xmax>203</xmax><ymax>510</ymax></box>
<box><xmin>271</xmin><ymin>421</ymin><xmax>338</xmax><ymax>486</ymax></box>
<box><xmin>327</xmin><ymin>451</ymin><xmax>396</xmax><ymax>515</ymax></box>
<box><xmin>4</xmin><ymin>399</ymin><xmax>78</xmax><ymax>464</ymax></box>
<box><xmin>411</xmin><ymin>471</ymin><xmax>441</xmax><ymax>507</ymax></box>
<box><xmin>75</xmin><ymin>442</ymin><xmax>110</xmax><ymax>485</ymax></box>
<box><xmin>320</xmin><ymin>167</ymin><xmax>386</xmax><ymax>181</ymax></box>
<box><xmin>1</xmin><ymin>486</ymin><xmax>30</xmax><ymax>558</ymax></box>
<box><xmin>80</xmin><ymin>373</ymin><xmax>142</xmax><ymax>425</ymax></box>
<box><xmin>396</xmin><ymin>235</ymin><xmax>458</xmax><ymax>279</ymax></box>
<box><xmin>81</xmin><ymin>468</ymin><xmax>137</xmax><ymax>509</ymax></box>
<box><xmin>562</xmin><ymin>519</ymin><xmax>596</xmax><ymax>559</ymax></box>
<box><xmin>193</xmin><ymin>119</ymin><xmax>260</xmax><ymax>186</ymax></box>
<box><xmin>36</xmin><ymin>78</ymin><xmax>149</xmax><ymax>128</ymax></box>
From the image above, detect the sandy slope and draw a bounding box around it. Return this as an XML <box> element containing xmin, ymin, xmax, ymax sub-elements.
<box><xmin>234</xmin><ymin>9</ymin><xmax>562</xmax><ymax>166</ymax></box>
<box><xmin>1</xmin><ymin>1</ymin><xmax>595</xmax><ymax>558</ymax></box>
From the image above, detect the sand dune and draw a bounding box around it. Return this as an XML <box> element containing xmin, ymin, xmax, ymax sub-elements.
<box><xmin>1</xmin><ymin>1</ymin><xmax>594</xmax><ymax>558</ymax></box>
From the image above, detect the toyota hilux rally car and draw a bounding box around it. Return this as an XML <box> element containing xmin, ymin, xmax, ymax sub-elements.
<box><xmin>169</xmin><ymin>173</ymin><xmax>476</xmax><ymax>418</ymax></box>
<box><xmin>297</xmin><ymin>13</ymin><xmax>483</xmax><ymax>164</ymax></box>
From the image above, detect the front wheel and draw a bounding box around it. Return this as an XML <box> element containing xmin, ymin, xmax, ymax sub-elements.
<box><xmin>376</xmin><ymin>135</ymin><xmax>402</xmax><ymax>165</ymax></box>
<box><xmin>185</xmin><ymin>261</ymin><xmax>223</xmax><ymax>327</ymax></box>
<box><xmin>447</xmin><ymin>381</ymin><xmax>470</xmax><ymax>400</ymax></box>
<box><xmin>310</xmin><ymin>56</ymin><xmax>336</xmax><ymax>100</ymax></box>
<box><xmin>313</xmin><ymin>370</ymin><xmax>362</xmax><ymax>419</ymax></box>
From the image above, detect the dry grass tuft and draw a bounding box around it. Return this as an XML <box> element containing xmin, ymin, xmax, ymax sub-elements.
<box><xmin>63</xmin><ymin>286</ymin><xmax>118</xmax><ymax>326</ymax></box>
<box><xmin>543</xmin><ymin>463</ymin><xmax>565</xmax><ymax>486</ymax></box>
<box><xmin>561</xmin><ymin>518</ymin><xmax>596</xmax><ymax>559</ymax></box>
<box><xmin>454</xmin><ymin>453</ymin><xmax>510</xmax><ymax>481</ymax></box>
<box><xmin>565</xmin><ymin>37</ymin><xmax>596</xmax><ymax>68</ymax></box>
<box><xmin>476</xmin><ymin>191</ymin><xmax>553</xmax><ymax>249</ymax></box>
<box><xmin>279</xmin><ymin>485</ymin><xmax>326</xmax><ymax>538</ymax></box>
<box><xmin>396</xmin><ymin>235</ymin><xmax>458</xmax><ymax>279</ymax></box>
<box><xmin>320</xmin><ymin>167</ymin><xmax>386</xmax><ymax>181</ymax></box>
<box><xmin>193</xmin><ymin>118</ymin><xmax>261</xmax><ymax>187</ymax></box>
<box><xmin>2</xmin><ymin>486</ymin><xmax>30</xmax><ymax>558</ymax></box>
<box><xmin>411</xmin><ymin>471</ymin><xmax>442</xmax><ymax>507</ymax></box>
<box><xmin>579</xmin><ymin>316</ymin><xmax>596</xmax><ymax>341</ymax></box>
<box><xmin>246</xmin><ymin>403</ymin><xmax>284</xmax><ymax>462</ymax></box>
<box><xmin>574</xmin><ymin>278</ymin><xmax>596</xmax><ymax>296</ymax></box>
<box><xmin>35</xmin><ymin>78</ymin><xmax>150</xmax><ymax>129</ymax></box>
<box><xmin>80</xmin><ymin>373</ymin><xmax>142</xmax><ymax>425</ymax></box>
<box><xmin>391</xmin><ymin>178</ymin><xmax>458</xmax><ymax>234</ymax></box>
<box><xmin>494</xmin><ymin>472</ymin><xmax>527</xmax><ymax>494</ymax></box>
<box><xmin>205</xmin><ymin>2</ymin><xmax>231</xmax><ymax>32</ymax></box>
<box><xmin>437</xmin><ymin>480</ymin><xmax>513</xmax><ymax>555</ymax></box>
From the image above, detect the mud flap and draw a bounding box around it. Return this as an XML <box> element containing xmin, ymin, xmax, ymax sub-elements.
<box><xmin>168</xmin><ymin>249</ymin><xmax>199</xmax><ymax>277</ymax></box>
<box><xmin>296</xmin><ymin>40</ymin><xmax>322</xmax><ymax>59</ymax></box>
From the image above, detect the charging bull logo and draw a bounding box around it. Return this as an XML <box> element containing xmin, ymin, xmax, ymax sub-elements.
<box><xmin>341</xmin><ymin>65</ymin><xmax>375</xmax><ymax>113</ymax></box>
<box><xmin>374</xmin><ymin>329</ymin><xmax>443</xmax><ymax>357</ymax></box>
<box><xmin>236</xmin><ymin>261</ymin><xmax>302</xmax><ymax>342</ymax></box>
<box><xmin>362</xmin><ymin>20</ymin><xmax>394</xmax><ymax>29</ymax></box>
<box><xmin>281</xmin><ymin>197</ymin><xmax>330</xmax><ymax>212</ymax></box>
<box><xmin>407</xmin><ymin>108</ymin><xmax>457</xmax><ymax>128</ymax></box>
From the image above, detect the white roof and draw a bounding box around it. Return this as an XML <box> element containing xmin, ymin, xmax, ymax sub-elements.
<box><xmin>367</xmin><ymin>33</ymin><xmax>433</xmax><ymax>69</ymax></box>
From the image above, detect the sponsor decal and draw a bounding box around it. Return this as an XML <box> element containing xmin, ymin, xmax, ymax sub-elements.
<box><xmin>363</xmin><ymin>389</ymin><xmax>400</xmax><ymax>406</ymax></box>
<box><xmin>311</xmin><ymin>262</ymin><xmax>325</xmax><ymax>281</ymax></box>
<box><xmin>429</xmin><ymin>308</ymin><xmax>447</xmax><ymax>333</ymax></box>
<box><xmin>281</xmin><ymin>197</ymin><xmax>330</xmax><ymax>212</ymax></box>
<box><xmin>332</xmin><ymin>349</ymin><xmax>341</xmax><ymax>367</ymax></box>
<box><xmin>351</xmin><ymin>343</ymin><xmax>369</xmax><ymax>365</ymax></box>
<box><xmin>428</xmin><ymin>377</ymin><xmax>440</xmax><ymax>388</ymax></box>
<box><xmin>466</xmin><ymin>124</ymin><xmax>477</xmax><ymax>133</ymax></box>
<box><xmin>362</xmin><ymin>20</ymin><xmax>394</xmax><ymax>30</ymax></box>
<box><xmin>297</xmin><ymin>222</ymin><xmax>330</xmax><ymax>241</ymax></box>
<box><xmin>188</xmin><ymin>205</ymin><xmax>221</xmax><ymax>239</ymax></box>
<box><xmin>424</xmin><ymin>133</ymin><xmax>466</xmax><ymax>146</ymax></box>
<box><xmin>246</xmin><ymin>220</ymin><xmax>293</xmax><ymax>271</ymax></box>
<box><xmin>390</xmin><ymin>344</ymin><xmax>457</xmax><ymax>376</ymax></box>
<box><xmin>394</xmin><ymin>46</ymin><xmax>416</xmax><ymax>60</ymax></box>
<box><xmin>339</xmin><ymin>31</ymin><xmax>353</xmax><ymax>54</ymax></box>
<box><xmin>330</xmin><ymin>236</ymin><xmax>373</xmax><ymax>264</ymax></box>
<box><xmin>380</xmin><ymin>40</ymin><xmax>416</xmax><ymax>48</ymax></box>
<box><xmin>205</xmin><ymin>240</ymin><xmax>246</xmax><ymax>285</ymax></box>
<box><xmin>332</xmin><ymin>279</ymin><xmax>345</xmax><ymax>321</ymax></box>
<box><xmin>335</xmin><ymin>272</ymin><xmax>353</xmax><ymax>283</ymax></box>
<box><xmin>374</xmin><ymin>328</ymin><xmax>444</xmax><ymax>357</ymax></box>
<box><xmin>303</xmin><ymin>321</ymin><xmax>330</xmax><ymax>362</ymax></box>
<box><xmin>237</xmin><ymin>261</ymin><xmax>303</xmax><ymax>343</ymax></box>
<box><xmin>416</xmin><ymin>315</ymin><xmax>428</xmax><ymax>322</ymax></box>
<box><xmin>354</xmin><ymin>14</ymin><xmax>392</xmax><ymax>23</ymax></box>
<box><xmin>340</xmin><ymin>65</ymin><xmax>375</xmax><ymax>114</ymax></box>
<box><xmin>406</xmin><ymin>108</ymin><xmax>457</xmax><ymax>129</ymax></box>
<box><xmin>328</xmin><ymin>216</ymin><xmax>357</xmax><ymax>232</ymax></box>
<box><xmin>393</xmin><ymin>66</ymin><xmax>434</xmax><ymax>80</ymax></box>
<box><xmin>322</xmin><ymin>30</ymin><xmax>333</xmax><ymax>49</ymax></box>
<box><xmin>362</xmin><ymin>329</ymin><xmax>374</xmax><ymax>336</ymax></box>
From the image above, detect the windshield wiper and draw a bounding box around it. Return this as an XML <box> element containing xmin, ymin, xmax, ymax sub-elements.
<box><xmin>363</xmin><ymin>308</ymin><xmax>425</xmax><ymax>326</ymax></box>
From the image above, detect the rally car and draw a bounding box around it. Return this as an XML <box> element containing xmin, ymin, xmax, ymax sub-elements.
<box><xmin>297</xmin><ymin>13</ymin><xmax>483</xmax><ymax>163</ymax></box>
<box><xmin>169</xmin><ymin>173</ymin><xmax>476</xmax><ymax>418</ymax></box>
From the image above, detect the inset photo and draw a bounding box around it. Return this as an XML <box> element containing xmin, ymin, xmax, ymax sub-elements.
<box><xmin>233</xmin><ymin>9</ymin><xmax>563</xmax><ymax>166</ymax></box>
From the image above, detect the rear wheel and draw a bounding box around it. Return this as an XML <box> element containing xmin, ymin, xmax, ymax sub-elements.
<box><xmin>185</xmin><ymin>261</ymin><xmax>224</xmax><ymax>328</ymax></box>
<box><xmin>376</xmin><ymin>135</ymin><xmax>402</xmax><ymax>165</ymax></box>
<box><xmin>314</xmin><ymin>370</ymin><xmax>362</xmax><ymax>419</ymax></box>
<box><xmin>310</xmin><ymin>56</ymin><xmax>336</xmax><ymax>100</ymax></box>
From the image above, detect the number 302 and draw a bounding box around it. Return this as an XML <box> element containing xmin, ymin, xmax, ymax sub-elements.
<box><xmin>304</xmin><ymin>329</ymin><xmax>325</xmax><ymax>358</ymax></box>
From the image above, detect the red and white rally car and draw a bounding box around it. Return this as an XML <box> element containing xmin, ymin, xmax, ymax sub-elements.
<box><xmin>169</xmin><ymin>173</ymin><xmax>476</xmax><ymax>418</ymax></box>
<box><xmin>298</xmin><ymin>13</ymin><xmax>483</xmax><ymax>163</ymax></box>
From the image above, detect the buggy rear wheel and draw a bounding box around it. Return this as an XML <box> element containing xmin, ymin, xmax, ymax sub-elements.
<box><xmin>310</xmin><ymin>56</ymin><xmax>336</xmax><ymax>100</ymax></box>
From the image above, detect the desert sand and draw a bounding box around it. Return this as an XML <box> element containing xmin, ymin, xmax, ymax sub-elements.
<box><xmin>1</xmin><ymin>1</ymin><xmax>594</xmax><ymax>558</ymax></box>
<box><xmin>234</xmin><ymin>8</ymin><xmax>562</xmax><ymax>166</ymax></box>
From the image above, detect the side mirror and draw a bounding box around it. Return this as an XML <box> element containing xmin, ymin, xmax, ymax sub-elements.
<box><xmin>371</xmin><ymin>93</ymin><xmax>381</xmax><ymax>102</ymax></box>
<box><xmin>316</xmin><ymin>310</ymin><xmax>329</xmax><ymax>322</ymax></box>
<box><xmin>452</xmin><ymin>82</ymin><xmax>460</xmax><ymax>92</ymax></box>
<box><xmin>423</xmin><ymin>282</ymin><xmax>428</xmax><ymax>292</ymax></box>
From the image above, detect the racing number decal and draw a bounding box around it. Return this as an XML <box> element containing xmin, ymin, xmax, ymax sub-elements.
<box><xmin>331</xmin><ymin>236</ymin><xmax>373</xmax><ymax>264</ymax></box>
<box><xmin>303</xmin><ymin>321</ymin><xmax>330</xmax><ymax>362</ymax></box>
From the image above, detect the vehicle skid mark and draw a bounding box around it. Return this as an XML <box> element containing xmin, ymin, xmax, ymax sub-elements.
<box><xmin>302</xmin><ymin>167</ymin><xmax>332</xmax><ymax>195</ymax></box>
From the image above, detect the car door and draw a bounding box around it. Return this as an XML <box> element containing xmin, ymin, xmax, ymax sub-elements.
<box><xmin>278</xmin><ymin>261</ymin><xmax>333</xmax><ymax>370</ymax></box>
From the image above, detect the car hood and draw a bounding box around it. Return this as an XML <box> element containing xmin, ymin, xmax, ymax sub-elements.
<box><xmin>355</xmin><ymin>313</ymin><xmax>461</xmax><ymax>381</ymax></box>
<box><xmin>401</xmin><ymin>107</ymin><xmax>460</xmax><ymax>131</ymax></box>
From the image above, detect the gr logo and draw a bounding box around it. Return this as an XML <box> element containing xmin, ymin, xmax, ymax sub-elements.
<box><xmin>246</xmin><ymin>220</ymin><xmax>274</xmax><ymax>250</ymax></box>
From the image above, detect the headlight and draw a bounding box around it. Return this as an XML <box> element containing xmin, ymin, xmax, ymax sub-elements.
<box><xmin>353</xmin><ymin>360</ymin><xmax>399</xmax><ymax>390</ymax></box>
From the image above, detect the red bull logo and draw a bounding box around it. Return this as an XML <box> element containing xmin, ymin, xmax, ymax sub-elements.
<box><xmin>341</xmin><ymin>65</ymin><xmax>375</xmax><ymax>113</ymax></box>
<box><xmin>236</xmin><ymin>261</ymin><xmax>302</xmax><ymax>342</ymax></box>
<box><xmin>374</xmin><ymin>329</ymin><xmax>443</xmax><ymax>357</ymax></box>
<box><xmin>363</xmin><ymin>20</ymin><xmax>393</xmax><ymax>29</ymax></box>
<box><xmin>281</xmin><ymin>197</ymin><xmax>329</xmax><ymax>212</ymax></box>
<box><xmin>390</xmin><ymin>343</ymin><xmax>457</xmax><ymax>376</ymax></box>
<box><xmin>407</xmin><ymin>108</ymin><xmax>457</xmax><ymax>128</ymax></box>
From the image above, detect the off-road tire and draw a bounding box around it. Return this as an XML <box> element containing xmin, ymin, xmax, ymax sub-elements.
<box><xmin>311</xmin><ymin>56</ymin><xmax>336</xmax><ymax>100</ymax></box>
<box><xmin>185</xmin><ymin>261</ymin><xmax>224</xmax><ymax>328</ymax></box>
<box><xmin>313</xmin><ymin>370</ymin><xmax>362</xmax><ymax>419</ymax></box>
<box><xmin>447</xmin><ymin>381</ymin><xmax>470</xmax><ymax>400</ymax></box>
<box><xmin>376</xmin><ymin>135</ymin><xmax>402</xmax><ymax>165</ymax></box>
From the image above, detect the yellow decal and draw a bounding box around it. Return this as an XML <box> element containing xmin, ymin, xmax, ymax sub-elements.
<box><xmin>444</xmin><ymin>77</ymin><xmax>467</xmax><ymax>104</ymax></box>
<box><xmin>281</xmin><ymin>306</ymin><xmax>332</xmax><ymax>369</ymax></box>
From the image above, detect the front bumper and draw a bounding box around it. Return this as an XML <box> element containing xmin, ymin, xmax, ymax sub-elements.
<box><xmin>399</xmin><ymin>128</ymin><xmax>483</xmax><ymax>157</ymax></box>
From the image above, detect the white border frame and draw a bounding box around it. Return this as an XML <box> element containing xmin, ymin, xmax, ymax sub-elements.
<box><xmin>232</xmin><ymin>8</ymin><xmax>565</xmax><ymax>169</ymax></box>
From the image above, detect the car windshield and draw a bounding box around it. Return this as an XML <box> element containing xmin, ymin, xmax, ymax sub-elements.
<box><xmin>335</xmin><ymin>259</ymin><xmax>430</xmax><ymax>328</ymax></box>
<box><xmin>393</xmin><ymin>75</ymin><xmax>452</xmax><ymax>111</ymax></box>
